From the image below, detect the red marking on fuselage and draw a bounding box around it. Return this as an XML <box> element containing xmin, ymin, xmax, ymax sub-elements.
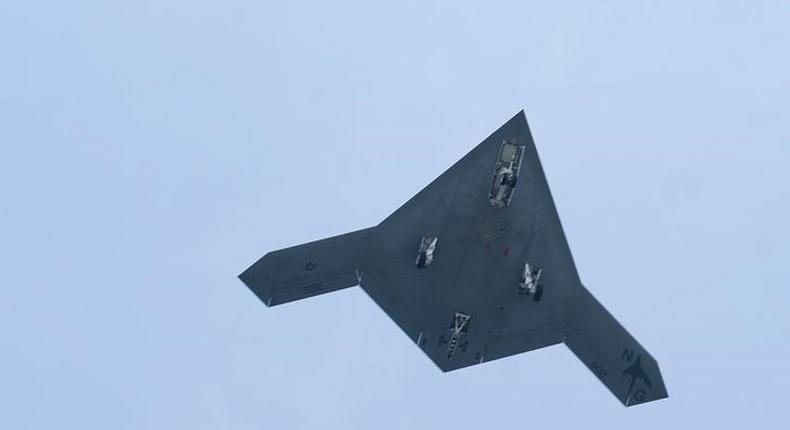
<box><xmin>503</xmin><ymin>245</ymin><xmax>511</xmax><ymax>256</ymax></box>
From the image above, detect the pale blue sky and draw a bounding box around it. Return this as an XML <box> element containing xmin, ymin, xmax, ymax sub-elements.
<box><xmin>2</xmin><ymin>1</ymin><xmax>789</xmax><ymax>429</ymax></box>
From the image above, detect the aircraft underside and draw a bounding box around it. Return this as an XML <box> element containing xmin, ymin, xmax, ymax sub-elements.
<box><xmin>239</xmin><ymin>111</ymin><xmax>668</xmax><ymax>407</ymax></box>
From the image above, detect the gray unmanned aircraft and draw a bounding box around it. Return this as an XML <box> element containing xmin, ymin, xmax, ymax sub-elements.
<box><xmin>239</xmin><ymin>111</ymin><xmax>668</xmax><ymax>406</ymax></box>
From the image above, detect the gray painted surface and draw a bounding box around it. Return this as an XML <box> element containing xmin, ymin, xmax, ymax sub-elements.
<box><xmin>240</xmin><ymin>112</ymin><xmax>667</xmax><ymax>406</ymax></box>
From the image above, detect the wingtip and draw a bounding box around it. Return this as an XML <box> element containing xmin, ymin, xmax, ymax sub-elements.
<box><xmin>624</xmin><ymin>355</ymin><xmax>669</xmax><ymax>407</ymax></box>
<box><xmin>238</xmin><ymin>260</ymin><xmax>276</xmax><ymax>307</ymax></box>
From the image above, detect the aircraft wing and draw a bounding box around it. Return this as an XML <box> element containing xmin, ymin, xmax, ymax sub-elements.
<box><xmin>239</xmin><ymin>227</ymin><xmax>377</xmax><ymax>306</ymax></box>
<box><xmin>239</xmin><ymin>111</ymin><xmax>667</xmax><ymax>406</ymax></box>
<box><xmin>565</xmin><ymin>285</ymin><xmax>669</xmax><ymax>406</ymax></box>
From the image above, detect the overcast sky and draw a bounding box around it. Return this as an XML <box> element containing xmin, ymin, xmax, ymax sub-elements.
<box><xmin>2</xmin><ymin>1</ymin><xmax>789</xmax><ymax>429</ymax></box>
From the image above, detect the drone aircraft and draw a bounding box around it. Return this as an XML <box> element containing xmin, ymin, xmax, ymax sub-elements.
<box><xmin>239</xmin><ymin>111</ymin><xmax>668</xmax><ymax>406</ymax></box>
